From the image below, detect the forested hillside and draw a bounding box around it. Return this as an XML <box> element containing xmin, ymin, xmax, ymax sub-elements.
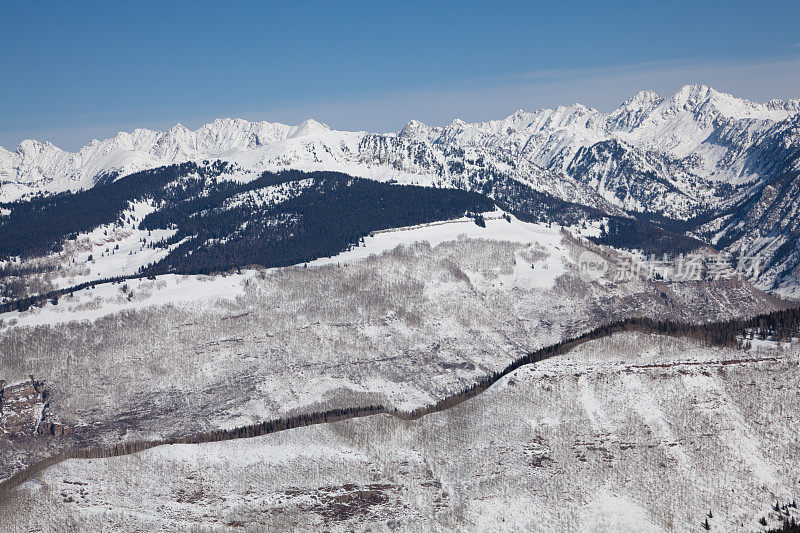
<box><xmin>0</xmin><ymin>161</ymin><xmax>711</xmax><ymax>302</ymax></box>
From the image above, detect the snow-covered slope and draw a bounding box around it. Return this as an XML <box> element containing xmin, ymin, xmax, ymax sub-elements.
<box><xmin>0</xmin><ymin>225</ymin><xmax>781</xmax><ymax>486</ymax></box>
<box><xmin>7</xmin><ymin>333</ymin><xmax>799</xmax><ymax>532</ymax></box>
<box><xmin>696</xmin><ymin>168</ymin><xmax>800</xmax><ymax>299</ymax></box>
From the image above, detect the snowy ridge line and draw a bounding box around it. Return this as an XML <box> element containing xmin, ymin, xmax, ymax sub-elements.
<box><xmin>3</xmin><ymin>84</ymin><xmax>798</xmax><ymax>206</ymax></box>
<box><xmin>368</xmin><ymin>211</ymin><xmax>504</xmax><ymax>236</ymax></box>
<box><xmin>603</xmin><ymin>354</ymin><xmax>783</xmax><ymax>370</ymax></box>
<box><xmin>0</xmin><ymin>272</ymin><xmax>142</xmax><ymax>315</ymax></box>
<box><xmin>3</xmin><ymin>309</ymin><xmax>798</xmax><ymax>494</ymax></box>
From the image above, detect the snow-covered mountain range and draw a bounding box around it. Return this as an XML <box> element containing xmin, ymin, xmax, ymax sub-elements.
<box><xmin>2</xmin><ymin>84</ymin><xmax>797</xmax><ymax>211</ymax></box>
<box><xmin>1</xmin><ymin>84</ymin><xmax>799</xmax><ymax>296</ymax></box>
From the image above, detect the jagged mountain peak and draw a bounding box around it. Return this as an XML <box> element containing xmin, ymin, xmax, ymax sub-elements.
<box><xmin>673</xmin><ymin>83</ymin><xmax>715</xmax><ymax>100</ymax></box>
<box><xmin>288</xmin><ymin>119</ymin><xmax>331</xmax><ymax>138</ymax></box>
<box><xmin>399</xmin><ymin>119</ymin><xmax>438</xmax><ymax>141</ymax></box>
<box><xmin>168</xmin><ymin>122</ymin><xmax>190</xmax><ymax>132</ymax></box>
<box><xmin>662</xmin><ymin>84</ymin><xmax>796</xmax><ymax>121</ymax></box>
<box><xmin>493</xmin><ymin>109</ymin><xmax>535</xmax><ymax>134</ymax></box>
<box><xmin>552</xmin><ymin>102</ymin><xmax>599</xmax><ymax>118</ymax></box>
<box><xmin>446</xmin><ymin>118</ymin><xmax>469</xmax><ymax>129</ymax></box>
<box><xmin>16</xmin><ymin>138</ymin><xmax>61</xmax><ymax>156</ymax></box>
<box><xmin>607</xmin><ymin>90</ymin><xmax>664</xmax><ymax>132</ymax></box>
<box><xmin>615</xmin><ymin>89</ymin><xmax>664</xmax><ymax>114</ymax></box>
<box><xmin>204</xmin><ymin>117</ymin><xmax>252</xmax><ymax>128</ymax></box>
<box><xmin>626</xmin><ymin>89</ymin><xmax>663</xmax><ymax>106</ymax></box>
<box><xmin>655</xmin><ymin>84</ymin><xmax>727</xmax><ymax>120</ymax></box>
<box><xmin>505</xmin><ymin>108</ymin><xmax>533</xmax><ymax>124</ymax></box>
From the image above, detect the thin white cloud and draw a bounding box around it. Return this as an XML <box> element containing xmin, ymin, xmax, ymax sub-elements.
<box><xmin>239</xmin><ymin>55</ymin><xmax>800</xmax><ymax>130</ymax></box>
<box><xmin>2</xmin><ymin>56</ymin><xmax>799</xmax><ymax>151</ymax></box>
<box><xmin>515</xmin><ymin>59</ymin><xmax>702</xmax><ymax>81</ymax></box>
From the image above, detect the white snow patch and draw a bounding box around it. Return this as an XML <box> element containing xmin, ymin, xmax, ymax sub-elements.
<box><xmin>309</xmin><ymin>210</ymin><xmax>570</xmax><ymax>292</ymax></box>
<box><xmin>681</xmin><ymin>372</ymin><xmax>780</xmax><ymax>492</ymax></box>
<box><xmin>579</xmin><ymin>488</ymin><xmax>666</xmax><ymax>532</ymax></box>
<box><xmin>578</xmin><ymin>375</ymin><xmax>614</xmax><ymax>434</ymax></box>
<box><xmin>0</xmin><ymin>272</ymin><xmax>251</xmax><ymax>330</ymax></box>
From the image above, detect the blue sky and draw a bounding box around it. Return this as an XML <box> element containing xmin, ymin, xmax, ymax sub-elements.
<box><xmin>1</xmin><ymin>0</ymin><xmax>798</xmax><ymax>150</ymax></box>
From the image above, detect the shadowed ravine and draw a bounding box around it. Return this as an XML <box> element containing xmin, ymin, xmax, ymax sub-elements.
<box><xmin>1</xmin><ymin>307</ymin><xmax>799</xmax><ymax>496</ymax></box>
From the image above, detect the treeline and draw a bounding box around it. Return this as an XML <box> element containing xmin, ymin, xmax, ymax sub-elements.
<box><xmin>481</xmin><ymin>176</ymin><xmax>605</xmax><ymax>226</ymax></box>
<box><xmin>0</xmin><ymin>162</ymin><xmax>213</xmax><ymax>259</ymax></box>
<box><xmin>0</xmin><ymin>275</ymin><xmax>131</xmax><ymax>314</ymax></box>
<box><xmin>737</xmin><ymin>306</ymin><xmax>800</xmax><ymax>341</ymax></box>
<box><xmin>0</xmin><ymin>163</ymin><xmax>494</xmax><ymax>277</ymax></box>
<box><xmin>479</xmin><ymin>176</ymin><xmax>706</xmax><ymax>256</ymax></box>
<box><xmin>592</xmin><ymin>216</ymin><xmax>706</xmax><ymax>256</ymax></box>
<box><xmin>401</xmin><ymin>307</ymin><xmax>800</xmax><ymax>419</ymax></box>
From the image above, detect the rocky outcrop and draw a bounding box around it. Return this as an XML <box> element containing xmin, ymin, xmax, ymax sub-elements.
<box><xmin>0</xmin><ymin>377</ymin><xmax>71</xmax><ymax>438</ymax></box>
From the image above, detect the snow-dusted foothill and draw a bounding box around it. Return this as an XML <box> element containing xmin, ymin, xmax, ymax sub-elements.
<box><xmin>5</xmin><ymin>333</ymin><xmax>798</xmax><ymax>532</ymax></box>
<box><xmin>0</xmin><ymin>228</ymin><xmax>780</xmax><ymax>485</ymax></box>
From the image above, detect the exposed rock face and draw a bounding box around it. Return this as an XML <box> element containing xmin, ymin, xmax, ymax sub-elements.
<box><xmin>0</xmin><ymin>378</ymin><xmax>44</xmax><ymax>436</ymax></box>
<box><xmin>0</xmin><ymin>378</ymin><xmax>70</xmax><ymax>437</ymax></box>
